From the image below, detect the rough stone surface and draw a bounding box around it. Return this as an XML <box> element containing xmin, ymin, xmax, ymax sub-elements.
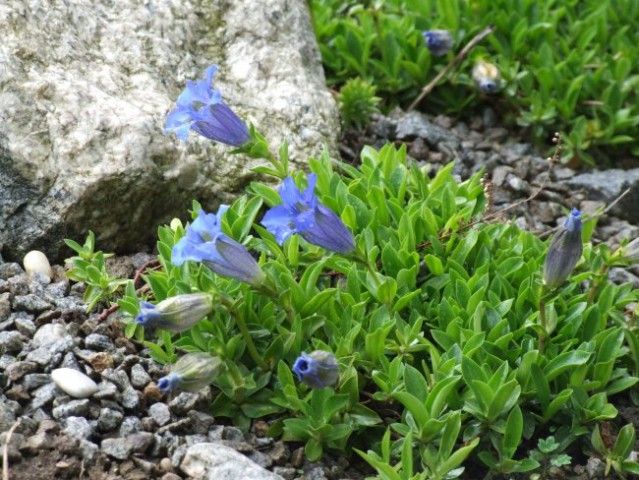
<box><xmin>180</xmin><ymin>443</ymin><xmax>284</xmax><ymax>480</ymax></box>
<box><xmin>0</xmin><ymin>0</ymin><xmax>338</xmax><ymax>262</ymax></box>
<box><xmin>563</xmin><ymin>169</ymin><xmax>639</xmax><ymax>224</ymax></box>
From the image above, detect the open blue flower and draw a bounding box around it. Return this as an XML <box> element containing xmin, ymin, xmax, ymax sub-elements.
<box><xmin>158</xmin><ymin>353</ymin><xmax>223</xmax><ymax>394</ymax></box>
<box><xmin>543</xmin><ymin>208</ymin><xmax>583</xmax><ymax>289</ymax></box>
<box><xmin>261</xmin><ymin>174</ymin><xmax>355</xmax><ymax>254</ymax></box>
<box><xmin>164</xmin><ymin>65</ymin><xmax>251</xmax><ymax>146</ymax></box>
<box><xmin>292</xmin><ymin>351</ymin><xmax>339</xmax><ymax>389</ymax></box>
<box><xmin>172</xmin><ymin>207</ymin><xmax>265</xmax><ymax>286</ymax></box>
<box><xmin>423</xmin><ymin>30</ymin><xmax>453</xmax><ymax>56</ymax></box>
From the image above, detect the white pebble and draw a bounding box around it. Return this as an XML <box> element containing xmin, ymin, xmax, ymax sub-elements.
<box><xmin>23</xmin><ymin>250</ymin><xmax>53</xmax><ymax>279</ymax></box>
<box><xmin>51</xmin><ymin>368</ymin><xmax>98</xmax><ymax>398</ymax></box>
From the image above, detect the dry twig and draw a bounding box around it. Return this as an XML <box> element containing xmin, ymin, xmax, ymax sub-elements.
<box><xmin>2</xmin><ymin>419</ymin><xmax>21</xmax><ymax>480</ymax></box>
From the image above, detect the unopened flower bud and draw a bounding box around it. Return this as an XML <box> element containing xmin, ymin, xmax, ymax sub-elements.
<box><xmin>157</xmin><ymin>353</ymin><xmax>223</xmax><ymax>393</ymax></box>
<box><xmin>423</xmin><ymin>30</ymin><xmax>453</xmax><ymax>56</ymax></box>
<box><xmin>135</xmin><ymin>293</ymin><xmax>214</xmax><ymax>332</ymax></box>
<box><xmin>292</xmin><ymin>351</ymin><xmax>339</xmax><ymax>389</ymax></box>
<box><xmin>472</xmin><ymin>60</ymin><xmax>501</xmax><ymax>93</ymax></box>
<box><xmin>616</xmin><ymin>237</ymin><xmax>639</xmax><ymax>264</ymax></box>
<box><xmin>170</xmin><ymin>218</ymin><xmax>183</xmax><ymax>231</ymax></box>
<box><xmin>543</xmin><ymin>208</ymin><xmax>583</xmax><ymax>289</ymax></box>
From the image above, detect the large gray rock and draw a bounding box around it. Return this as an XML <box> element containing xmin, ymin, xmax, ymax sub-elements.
<box><xmin>0</xmin><ymin>0</ymin><xmax>338</xmax><ymax>262</ymax></box>
<box><xmin>563</xmin><ymin>169</ymin><xmax>639</xmax><ymax>224</ymax></box>
<box><xmin>181</xmin><ymin>443</ymin><xmax>283</xmax><ymax>480</ymax></box>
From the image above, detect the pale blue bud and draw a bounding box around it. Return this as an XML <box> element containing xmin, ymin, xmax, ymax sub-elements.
<box><xmin>157</xmin><ymin>353</ymin><xmax>223</xmax><ymax>393</ymax></box>
<box><xmin>543</xmin><ymin>208</ymin><xmax>583</xmax><ymax>289</ymax></box>
<box><xmin>135</xmin><ymin>293</ymin><xmax>214</xmax><ymax>332</ymax></box>
<box><xmin>292</xmin><ymin>351</ymin><xmax>339</xmax><ymax>389</ymax></box>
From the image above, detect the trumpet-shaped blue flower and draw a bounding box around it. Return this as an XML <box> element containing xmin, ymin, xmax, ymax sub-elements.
<box><xmin>157</xmin><ymin>353</ymin><xmax>223</xmax><ymax>394</ymax></box>
<box><xmin>422</xmin><ymin>30</ymin><xmax>453</xmax><ymax>56</ymax></box>
<box><xmin>261</xmin><ymin>174</ymin><xmax>355</xmax><ymax>254</ymax></box>
<box><xmin>292</xmin><ymin>351</ymin><xmax>339</xmax><ymax>389</ymax></box>
<box><xmin>135</xmin><ymin>292</ymin><xmax>214</xmax><ymax>332</ymax></box>
<box><xmin>472</xmin><ymin>60</ymin><xmax>501</xmax><ymax>93</ymax></box>
<box><xmin>172</xmin><ymin>207</ymin><xmax>266</xmax><ymax>286</ymax></box>
<box><xmin>164</xmin><ymin>65</ymin><xmax>251</xmax><ymax>147</ymax></box>
<box><xmin>543</xmin><ymin>208</ymin><xmax>583</xmax><ymax>289</ymax></box>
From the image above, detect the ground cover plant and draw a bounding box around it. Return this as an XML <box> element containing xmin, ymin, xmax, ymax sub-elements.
<box><xmin>62</xmin><ymin>63</ymin><xmax>639</xmax><ymax>479</ymax></box>
<box><xmin>310</xmin><ymin>0</ymin><xmax>639</xmax><ymax>166</ymax></box>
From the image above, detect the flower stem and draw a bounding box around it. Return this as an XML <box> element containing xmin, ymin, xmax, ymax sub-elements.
<box><xmin>220</xmin><ymin>296</ymin><xmax>268</xmax><ymax>371</ymax></box>
<box><xmin>538</xmin><ymin>299</ymin><xmax>548</xmax><ymax>353</ymax></box>
<box><xmin>587</xmin><ymin>264</ymin><xmax>610</xmax><ymax>305</ymax></box>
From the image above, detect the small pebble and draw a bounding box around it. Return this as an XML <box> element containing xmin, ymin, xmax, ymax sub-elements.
<box><xmin>51</xmin><ymin>368</ymin><xmax>99</xmax><ymax>399</ymax></box>
<box><xmin>23</xmin><ymin>251</ymin><xmax>53</xmax><ymax>279</ymax></box>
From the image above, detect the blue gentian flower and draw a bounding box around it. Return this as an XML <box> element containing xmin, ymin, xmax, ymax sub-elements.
<box><xmin>172</xmin><ymin>207</ymin><xmax>266</xmax><ymax>286</ymax></box>
<box><xmin>135</xmin><ymin>293</ymin><xmax>214</xmax><ymax>332</ymax></box>
<box><xmin>164</xmin><ymin>65</ymin><xmax>251</xmax><ymax>146</ymax></box>
<box><xmin>261</xmin><ymin>174</ymin><xmax>355</xmax><ymax>254</ymax></box>
<box><xmin>422</xmin><ymin>30</ymin><xmax>453</xmax><ymax>56</ymax></box>
<box><xmin>543</xmin><ymin>208</ymin><xmax>583</xmax><ymax>289</ymax></box>
<box><xmin>472</xmin><ymin>60</ymin><xmax>501</xmax><ymax>93</ymax></box>
<box><xmin>157</xmin><ymin>353</ymin><xmax>223</xmax><ymax>394</ymax></box>
<box><xmin>292</xmin><ymin>351</ymin><xmax>339</xmax><ymax>389</ymax></box>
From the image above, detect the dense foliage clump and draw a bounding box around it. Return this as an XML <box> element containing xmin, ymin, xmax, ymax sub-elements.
<box><xmin>311</xmin><ymin>0</ymin><xmax>639</xmax><ymax>165</ymax></box>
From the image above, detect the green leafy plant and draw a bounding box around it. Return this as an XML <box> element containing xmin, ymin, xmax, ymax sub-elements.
<box><xmin>66</xmin><ymin>142</ymin><xmax>639</xmax><ymax>477</ymax></box>
<box><xmin>337</xmin><ymin>77</ymin><xmax>381</xmax><ymax>129</ymax></box>
<box><xmin>64</xmin><ymin>231</ymin><xmax>129</xmax><ymax>312</ymax></box>
<box><xmin>591</xmin><ymin>423</ymin><xmax>639</xmax><ymax>479</ymax></box>
<box><xmin>529</xmin><ymin>436</ymin><xmax>572</xmax><ymax>480</ymax></box>
<box><xmin>310</xmin><ymin>0</ymin><xmax>639</xmax><ymax>165</ymax></box>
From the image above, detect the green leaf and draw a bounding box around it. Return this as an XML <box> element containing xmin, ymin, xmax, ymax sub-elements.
<box><xmin>503</xmin><ymin>406</ymin><xmax>523</xmax><ymax>459</ymax></box>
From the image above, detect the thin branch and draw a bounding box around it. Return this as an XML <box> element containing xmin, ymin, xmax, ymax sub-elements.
<box><xmin>408</xmin><ymin>25</ymin><xmax>496</xmax><ymax>111</ymax></box>
<box><xmin>2</xmin><ymin>419</ymin><xmax>21</xmax><ymax>480</ymax></box>
<box><xmin>537</xmin><ymin>186</ymin><xmax>632</xmax><ymax>239</ymax></box>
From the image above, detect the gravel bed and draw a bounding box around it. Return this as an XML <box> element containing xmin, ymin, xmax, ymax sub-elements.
<box><xmin>1</xmin><ymin>109</ymin><xmax>638</xmax><ymax>480</ymax></box>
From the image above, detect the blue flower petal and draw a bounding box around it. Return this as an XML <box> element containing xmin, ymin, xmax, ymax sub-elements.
<box><xmin>262</xmin><ymin>205</ymin><xmax>296</xmax><ymax>244</ymax></box>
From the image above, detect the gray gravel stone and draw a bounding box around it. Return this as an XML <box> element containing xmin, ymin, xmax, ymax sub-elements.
<box><xmin>0</xmin><ymin>263</ymin><xmax>23</xmax><ymax>280</ymax></box>
<box><xmin>181</xmin><ymin>443</ymin><xmax>284</xmax><ymax>480</ymax></box>
<box><xmin>101</xmin><ymin>437</ymin><xmax>134</xmax><ymax>460</ymax></box>
<box><xmin>14</xmin><ymin>314</ymin><xmax>36</xmax><ymax>337</ymax></box>
<box><xmin>169</xmin><ymin>392</ymin><xmax>205</xmax><ymax>416</ymax></box>
<box><xmin>564</xmin><ymin>169</ymin><xmax>639</xmax><ymax>224</ymax></box>
<box><xmin>171</xmin><ymin>444</ymin><xmax>188</xmax><ymax>468</ymax></box>
<box><xmin>0</xmin><ymin>403</ymin><xmax>17</xmax><ymax>432</ymax></box>
<box><xmin>119</xmin><ymin>416</ymin><xmax>144</xmax><ymax>437</ymax></box>
<box><xmin>0</xmin><ymin>331</ymin><xmax>24</xmax><ymax>353</ymax></box>
<box><xmin>52</xmin><ymin>399</ymin><xmax>91</xmax><ymax>419</ymax></box>
<box><xmin>22</xmin><ymin>373</ymin><xmax>52</xmax><ymax>391</ymax></box>
<box><xmin>101</xmin><ymin>369</ymin><xmax>131</xmax><ymax>390</ymax></box>
<box><xmin>121</xmin><ymin>386</ymin><xmax>141</xmax><ymax>410</ymax></box>
<box><xmin>5</xmin><ymin>361</ymin><xmax>38</xmax><ymax>382</ymax></box>
<box><xmin>395</xmin><ymin>111</ymin><xmax>456</xmax><ymax>148</ymax></box>
<box><xmin>12</xmin><ymin>294</ymin><xmax>52</xmax><ymax>313</ymax></box>
<box><xmin>98</xmin><ymin>408</ymin><xmax>124</xmax><ymax>432</ymax></box>
<box><xmin>30</xmin><ymin>383</ymin><xmax>58</xmax><ymax>410</ymax></box>
<box><xmin>63</xmin><ymin>416</ymin><xmax>94</xmax><ymax>439</ymax></box>
<box><xmin>223</xmin><ymin>426</ymin><xmax>245</xmax><ymax>442</ymax></box>
<box><xmin>188</xmin><ymin>410</ymin><xmax>215</xmax><ymax>435</ymax></box>
<box><xmin>94</xmin><ymin>381</ymin><xmax>119</xmax><ymax>400</ymax></box>
<box><xmin>0</xmin><ymin>292</ymin><xmax>10</xmax><ymax>322</ymax></box>
<box><xmin>32</xmin><ymin>323</ymin><xmax>68</xmax><ymax>347</ymax></box>
<box><xmin>129</xmin><ymin>432</ymin><xmax>156</xmax><ymax>454</ymax></box>
<box><xmin>79</xmin><ymin>439</ymin><xmax>100</xmax><ymax>461</ymax></box>
<box><xmin>130</xmin><ymin>363</ymin><xmax>152</xmax><ymax>388</ymax></box>
<box><xmin>149</xmin><ymin>402</ymin><xmax>171</xmax><ymax>427</ymax></box>
<box><xmin>84</xmin><ymin>333</ymin><xmax>115</xmax><ymax>351</ymax></box>
<box><xmin>273</xmin><ymin>467</ymin><xmax>296</xmax><ymax>480</ymax></box>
